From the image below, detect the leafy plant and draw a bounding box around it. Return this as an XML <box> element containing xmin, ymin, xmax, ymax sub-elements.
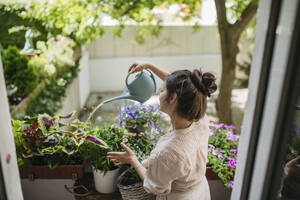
<box><xmin>26</xmin><ymin>61</ymin><xmax>80</xmax><ymax>116</ymax></box>
<box><xmin>28</xmin><ymin>36</ymin><xmax>76</xmax><ymax>78</ymax></box>
<box><xmin>12</xmin><ymin>111</ymin><xmax>108</xmax><ymax>168</ymax></box>
<box><xmin>2</xmin><ymin>46</ymin><xmax>39</xmax><ymax>104</ymax></box>
<box><xmin>80</xmin><ymin>125</ymin><xmax>126</xmax><ymax>173</ymax></box>
<box><xmin>207</xmin><ymin>122</ymin><xmax>240</xmax><ymax>188</ymax></box>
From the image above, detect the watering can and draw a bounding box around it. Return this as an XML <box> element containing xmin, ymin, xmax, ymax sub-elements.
<box><xmin>103</xmin><ymin>69</ymin><xmax>157</xmax><ymax>104</ymax></box>
<box><xmin>86</xmin><ymin>69</ymin><xmax>156</xmax><ymax>122</ymax></box>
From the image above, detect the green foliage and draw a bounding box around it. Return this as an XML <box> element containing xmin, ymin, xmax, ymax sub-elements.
<box><xmin>28</xmin><ymin>36</ymin><xmax>76</xmax><ymax>78</ymax></box>
<box><xmin>26</xmin><ymin>63</ymin><xmax>80</xmax><ymax>116</ymax></box>
<box><xmin>0</xmin><ymin>3</ymin><xmax>48</xmax><ymax>49</ymax></box>
<box><xmin>80</xmin><ymin>125</ymin><xmax>126</xmax><ymax>173</ymax></box>
<box><xmin>2</xmin><ymin>46</ymin><xmax>39</xmax><ymax>101</ymax></box>
<box><xmin>207</xmin><ymin>122</ymin><xmax>239</xmax><ymax>188</ymax></box>
<box><xmin>11</xmin><ymin>111</ymin><xmax>108</xmax><ymax>168</ymax></box>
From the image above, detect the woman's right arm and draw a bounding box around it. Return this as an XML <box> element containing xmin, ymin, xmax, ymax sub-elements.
<box><xmin>128</xmin><ymin>62</ymin><xmax>170</xmax><ymax>81</ymax></box>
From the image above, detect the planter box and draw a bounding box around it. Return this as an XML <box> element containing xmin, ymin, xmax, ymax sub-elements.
<box><xmin>205</xmin><ymin>167</ymin><xmax>220</xmax><ymax>180</ymax></box>
<box><xmin>206</xmin><ymin>167</ymin><xmax>232</xmax><ymax>200</ymax></box>
<box><xmin>19</xmin><ymin>165</ymin><xmax>84</xmax><ymax>200</ymax></box>
<box><xmin>19</xmin><ymin>165</ymin><xmax>83</xmax><ymax>180</ymax></box>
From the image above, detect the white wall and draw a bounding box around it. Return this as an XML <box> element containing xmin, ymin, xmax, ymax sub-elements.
<box><xmin>88</xmin><ymin>26</ymin><xmax>220</xmax><ymax>59</ymax></box>
<box><xmin>89</xmin><ymin>55</ymin><xmax>221</xmax><ymax>92</ymax></box>
<box><xmin>56</xmin><ymin>47</ymin><xmax>91</xmax><ymax>115</ymax></box>
<box><xmin>78</xmin><ymin>46</ymin><xmax>90</xmax><ymax>108</ymax></box>
<box><xmin>88</xmin><ymin>26</ymin><xmax>222</xmax><ymax>92</ymax></box>
<box><xmin>0</xmin><ymin>55</ymin><xmax>24</xmax><ymax>200</ymax></box>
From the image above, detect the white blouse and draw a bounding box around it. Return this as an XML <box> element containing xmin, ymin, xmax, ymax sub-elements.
<box><xmin>142</xmin><ymin>115</ymin><xmax>211</xmax><ymax>200</ymax></box>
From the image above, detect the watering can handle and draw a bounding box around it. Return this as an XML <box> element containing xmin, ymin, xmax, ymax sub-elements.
<box><xmin>125</xmin><ymin>71</ymin><xmax>142</xmax><ymax>89</ymax></box>
<box><xmin>145</xmin><ymin>68</ymin><xmax>156</xmax><ymax>93</ymax></box>
<box><xmin>125</xmin><ymin>69</ymin><xmax>156</xmax><ymax>92</ymax></box>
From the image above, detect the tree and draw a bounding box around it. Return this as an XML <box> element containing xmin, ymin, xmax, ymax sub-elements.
<box><xmin>214</xmin><ymin>0</ymin><xmax>258</xmax><ymax>124</ymax></box>
<box><xmin>2</xmin><ymin>0</ymin><xmax>258</xmax><ymax>124</ymax></box>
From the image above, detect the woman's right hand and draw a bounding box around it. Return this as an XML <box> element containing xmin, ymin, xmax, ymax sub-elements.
<box><xmin>128</xmin><ymin>62</ymin><xmax>150</xmax><ymax>74</ymax></box>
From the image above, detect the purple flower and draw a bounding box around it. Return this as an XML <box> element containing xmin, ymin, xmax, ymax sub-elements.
<box><xmin>226</xmin><ymin>156</ymin><xmax>235</xmax><ymax>161</ymax></box>
<box><xmin>226</xmin><ymin>132</ymin><xmax>240</xmax><ymax>141</ymax></box>
<box><xmin>224</xmin><ymin>125</ymin><xmax>236</xmax><ymax>130</ymax></box>
<box><xmin>30</xmin><ymin>130</ymin><xmax>35</xmax><ymax>135</ymax></box>
<box><xmin>209</xmin><ymin>129</ymin><xmax>214</xmax><ymax>136</ymax></box>
<box><xmin>230</xmin><ymin>149</ymin><xmax>237</xmax><ymax>154</ymax></box>
<box><xmin>226</xmin><ymin>160</ymin><xmax>236</xmax><ymax>167</ymax></box>
<box><xmin>25</xmin><ymin>126</ymin><xmax>30</xmax><ymax>131</ymax></box>
<box><xmin>154</xmin><ymin>124</ymin><xmax>162</xmax><ymax>133</ymax></box>
<box><xmin>229</xmin><ymin>180</ymin><xmax>234</xmax><ymax>188</ymax></box>
<box><xmin>212</xmin><ymin>150</ymin><xmax>223</xmax><ymax>159</ymax></box>
<box><xmin>208</xmin><ymin>122</ymin><xmax>224</xmax><ymax>130</ymax></box>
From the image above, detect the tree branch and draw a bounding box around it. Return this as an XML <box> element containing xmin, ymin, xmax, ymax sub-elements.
<box><xmin>232</xmin><ymin>2</ymin><xmax>258</xmax><ymax>38</ymax></box>
<box><xmin>214</xmin><ymin>0</ymin><xmax>229</xmax><ymax>32</ymax></box>
<box><xmin>121</xmin><ymin>0</ymin><xmax>140</xmax><ymax>16</ymax></box>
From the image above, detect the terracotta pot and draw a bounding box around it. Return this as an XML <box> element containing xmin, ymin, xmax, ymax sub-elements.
<box><xmin>19</xmin><ymin>165</ymin><xmax>84</xmax><ymax>180</ymax></box>
<box><xmin>205</xmin><ymin>167</ymin><xmax>220</xmax><ymax>180</ymax></box>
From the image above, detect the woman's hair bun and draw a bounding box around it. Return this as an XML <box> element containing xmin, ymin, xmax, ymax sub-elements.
<box><xmin>190</xmin><ymin>69</ymin><xmax>217</xmax><ymax>97</ymax></box>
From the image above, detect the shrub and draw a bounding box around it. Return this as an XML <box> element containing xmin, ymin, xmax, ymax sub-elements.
<box><xmin>2</xmin><ymin>46</ymin><xmax>39</xmax><ymax>103</ymax></box>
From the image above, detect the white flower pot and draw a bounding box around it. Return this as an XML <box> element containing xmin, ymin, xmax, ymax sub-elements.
<box><xmin>93</xmin><ymin>167</ymin><xmax>120</xmax><ymax>194</ymax></box>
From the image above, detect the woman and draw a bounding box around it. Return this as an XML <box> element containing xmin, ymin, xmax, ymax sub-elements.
<box><xmin>107</xmin><ymin>62</ymin><xmax>217</xmax><ymax>200</ymax></box>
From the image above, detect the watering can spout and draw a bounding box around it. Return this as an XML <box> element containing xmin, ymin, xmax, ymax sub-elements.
<box><xmin>102</xmin><ymin>95</ymin><xmax>142</xmax><ymax>104</ymax></box>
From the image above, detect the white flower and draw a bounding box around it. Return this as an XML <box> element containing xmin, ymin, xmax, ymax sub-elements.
<box><xmin>44</xmin><ymin>64</ymin><xmax>56</xmax><ymax>75</ymax></box>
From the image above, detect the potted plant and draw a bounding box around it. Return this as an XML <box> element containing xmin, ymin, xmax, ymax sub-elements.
<box><xmin>206</xmin><ymin>122</ymin><xmax>240</xmax><ymax>199</ymax></box>
<box><xmin>117</xmin><ymin>104</ymin><xmax>161</xmax><ymax>200</ymax></box>
<box><xmin>80</xmin><ymin>125</ymin><xmax>126</xmax><ymax>194</ymax></box>
<box><xmin>12</xmin><ymin>111</ymin><xmax>107</xmax><ymax>199</ymax></box>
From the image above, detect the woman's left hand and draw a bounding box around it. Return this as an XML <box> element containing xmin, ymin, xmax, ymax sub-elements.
<box><xmin>107</xmin><ymin>142</ymin><xmax>137</xmax><ymax>166</ymax></box>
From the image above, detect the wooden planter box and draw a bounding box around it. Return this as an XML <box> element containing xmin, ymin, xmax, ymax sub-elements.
<box><xmin>19</xmin><ymin>165</ymin><xmax>84</xmax><ymax>200</ymax></box>
<box><xmin>19</xmin><ymin>164</ymin><xmax>84</xmax><ymax>180</ymax></box>
<box><xmin>205</xmin><ymin>167</ymin><xmax>220</xmax><ymax>180</ymax></box>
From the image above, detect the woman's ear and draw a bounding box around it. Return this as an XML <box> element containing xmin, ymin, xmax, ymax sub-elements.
<box><xmin>169</xmin><ymin>92</ymin><xmax>177</xmax><ymax>105</ymax></box>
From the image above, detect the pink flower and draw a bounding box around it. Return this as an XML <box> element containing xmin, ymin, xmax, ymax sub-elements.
<box><xmin>229</xmin><ymin>180</ymin><xmax>234</xmax><ymax>188</ymax></box>
<box><xmin>230</xmin><ymin>149</ymin><xmax>237</xmax><ymax>154</ymax></box>
<box><xmin>212</xmin><ymin>150</ymin><xmax>223</xmax><ymax>159</ymax></box>
<box><xmin>33</xmin><ymin>123</ymin><xmax>37</xmax><ymax>129</ymax></box>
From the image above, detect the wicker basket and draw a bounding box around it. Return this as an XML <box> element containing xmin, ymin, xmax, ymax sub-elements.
<box><xmin>117</xmin><ymin>168</ymin><xmax>156</xmax><ymax>200</ymax></box>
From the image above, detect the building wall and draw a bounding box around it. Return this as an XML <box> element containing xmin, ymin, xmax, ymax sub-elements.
<box><xmin>88</xmin><ymin>26</ymin><xmax>222</xmax><ymax>92</ymax></box>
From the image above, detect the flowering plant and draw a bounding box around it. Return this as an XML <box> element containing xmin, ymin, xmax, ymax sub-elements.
<box><xmin>12</xmin><ymin>112</ymin><xmax>108</xmax><ymax>169</ymax></box>
<box><xmin>118</xmin><ymin>104</ymin><xmax>162</xmax><ymax>133</ymax></box>
<box><xmin>207</xmin><ymin>122</ymin><xmax>240</xmax><ymax>189</ymax></box>
<box><xmin>118</xmin><ymin>104</ymin><xmax>162</xmax><ymax>183</ymax></box>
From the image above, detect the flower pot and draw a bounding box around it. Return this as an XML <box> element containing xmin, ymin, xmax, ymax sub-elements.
<box><xmin>206</xmin><ymin>167</ymin><xmax>232</xmax><ymax>200</ymax></box>
<box><xmin>93</xmin><ymin>167</ymin><xmax>120</xmax><ymax>194</ymax></box>
<box><xmin>205</xmin><ymin>166</ymin><xmax>220</xmax><ymax>180</ymax></box>
<box><xmin>19</xmin><ymin>165</ymin><xmax>84</xmax><ymax>200</ymax></box>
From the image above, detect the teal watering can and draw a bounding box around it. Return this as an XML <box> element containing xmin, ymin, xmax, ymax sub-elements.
<box><xmin>102</xmin><ymin>69</ymin><xmax>156</xmax><ymax>104</ymax></box>
<box><xmin>87</xmin><ymin>69</ymin><xmax>156</xmax><ymax>122</ymax></box>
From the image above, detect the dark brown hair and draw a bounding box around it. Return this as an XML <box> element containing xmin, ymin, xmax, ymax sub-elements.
<box><xmin>165</xmin><ymin>69</ymin><xmax>217</xmax><ymax>121</ymax></box>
